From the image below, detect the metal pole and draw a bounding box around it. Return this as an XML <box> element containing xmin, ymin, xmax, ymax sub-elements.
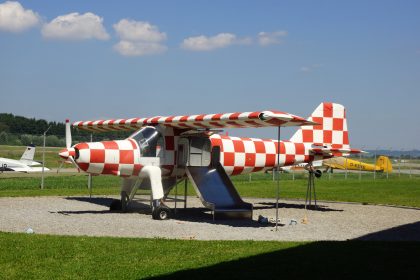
<box><xmin>275</xmin><ymin>126</ymin><xmax>281</xmax><ymax>231</ymax></box>
<box><xmin>398</xmin><ymin>153</ymin><xmax>401</xmax><ymax>178</ymax></box>
<box><xmin>373</xmin><ymin>150</ymin><xmax>377</xmax><ymax>180</ymax></box>
<box><xmin>41</xmin><ymin>126</ymin><xmax>51</xmax><ymax>189</ymax></box>
<box><xmin>409</xmin><ymin>152</ymin><xmax>412</xmax><ymax>178</ymax></box>
<box><xmin>88</xmin><ymin>133</ymin><xmax>93</xmax><ymax>197</ymax></box>
<box><xmin>345</xmin><ymin>157</ymin><xmax>348</xmax><ymax>180</ymax></box>
<box><xmin>359</xmin><ymin>149</ymin><xmax>362</xmax><ymax>181</ymax></box>
<box><xmin>184</xmin><ymin>178</ymin><xmax>187</xmax><ymax>209</ymax></box>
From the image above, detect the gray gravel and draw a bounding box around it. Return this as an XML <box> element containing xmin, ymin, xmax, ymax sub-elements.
<box><xmin>0</xmin><ymin>196</ymin><xmax>419</xmax><ymax>241</ymax></box>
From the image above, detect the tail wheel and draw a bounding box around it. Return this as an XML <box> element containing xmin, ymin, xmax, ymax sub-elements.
<box><xmin>152</xmin><ymin>205</ymin><xmax>171</xmax><ymax>220</ymax></box>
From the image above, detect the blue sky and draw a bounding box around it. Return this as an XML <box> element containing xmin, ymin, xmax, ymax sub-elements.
<box><xmin>0</xmin><ymin>0</ymin><xmax>419</xmax><ymax>149</ymax></box>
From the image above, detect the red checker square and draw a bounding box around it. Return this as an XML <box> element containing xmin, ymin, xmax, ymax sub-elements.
<box><xmin>165</xmin><ymin>136</ymin><xmax>174</xmax><ymax>150</ymax></box>
<box><xmin>102</xmin><ymin>141</ymin><xmax>119</xmax><ymax>149</ymax></box>
<box><xmin>295</xmin><ymin>143</ymin><xmax>305</xmax><ymax>155</ymax></box>
<box><xmin>265</xmin><ymin>154</ymin><xmax>276</xmax><ymax>167</ymax></box>
<box><xmin>333</xmin><ymin>118</ymin><xmax>343</xmax><ymax>131</ymax></box>
<box><xmin>232</xmin><ymin>166</ymin><xmax>244</xmax><ymax>175</ymax></box>
<box><xmin>103</xmin><ymin>163</ymin><xmax>119</xmax><ymax>175</ymax></box>
<box><xmin>119</xmin><ymin>150</ymin><xmax>134</xmax><ymax>164</ymax></box>
<box><xmin>254</xmin><ymin>141</ymin><xmax>266</xmax><ymax>153</ymax></box>
<box><xmin>223</xmin><ymin>152</ymin><xmax>235</xmax><ymax>166</ymax></box>
<box><xmin>210</xmin><ymin>138</ymin><xmax>223</xmax><ymax>151</ymax></box>
<box><xmin>323</xmin><ymin>130</ymin><xmax>332</xmax><ymax>144</ymax></box>
<box><xmin>312</xmin><ymin>117</ymin><xmax>324</xmax><ymax>130</ymax></box>
<box><xmin>77</xmin><ymin>162</ymin><xmax>89</xmax><ymax>172</ymax></box>
<box><xmin>302</xmin><ymin>130</ymin><xmax>314</xmax><ymax>143</ymax></box>
<box><xmin>75</xmin><ymin>142</ymin><xmax>89</xmax><ymax>150</ymax></box>
<box><xmin>274</xmin><ymin>142</ymin><xmax>285</xmax><ymax>154</ymax></box>
<box><xmin>133</xmin><ymin>164</ymin><xmax>143</xmax><ymax>176</ymax></box>
<box><xmin>90</xmin><ymin>149</ymin><xmax>105</xmax><ymax>163</ymax></box>
<box><xmin>285</xmin><ymin>155</ymin><xmax>295</xmax><ymax>165</ymax></box>
<box><xmin>323</xmin><ymin>103</ymin><xmax>333</xmax><ymax>117</ymax></box>
<box><xmin>245</xmin><ymin>153</ymin><xmax>256</xmax><ymax>167</ymax></box>
<box><xmin>343</xmin><ymin>131</ymin><xmax>349</xmax><ymax>145</ymax></box>
<box><xmin>252</xmin><ymin>167</ymin><xmax>264</xmax><ymax>172</ymax></box>
<box><xmin>232</xmin><ymin>140</ymin><xmax>245</xmax><ymax>153</ymax></box>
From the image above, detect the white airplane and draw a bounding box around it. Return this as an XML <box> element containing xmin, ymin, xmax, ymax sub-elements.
<box><xmin>0</xmin><ymin>145</ymin><xmax>50</xmax><ymax>173</ymax></box>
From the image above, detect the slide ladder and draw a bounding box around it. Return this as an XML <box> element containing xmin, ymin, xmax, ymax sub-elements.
<box><xmin>186</xmin><ymin>163</ymin><xmax>253</xmax><ymax>219</ymax></box>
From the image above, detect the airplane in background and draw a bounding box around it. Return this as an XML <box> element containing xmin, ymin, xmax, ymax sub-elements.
<box><xmin>0</xmin><ymin>145</ymin><xmax>50</xmax><ymax>173</ymax></box>
<box><xmin>282</xmin><ymin>155</ymin><xmax>392</xmax><ymax>174</ymax></box>
<box><xmin>59</xmin><ymin>102</ymin><xmax>360</xmax><ymax>220</ymax></box>
<box><xmin>323</xmin><ymin>155</ymin><xmax>393</xmax><ymax>173</ymax></box>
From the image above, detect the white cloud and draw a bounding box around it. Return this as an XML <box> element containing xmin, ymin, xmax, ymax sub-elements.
<box><xmin>113</xmin><ymin>19</ymin><xmax>167</xmax><ymax>56</ymax></box>
<box><xmin>0</xmin><ymin>1</ymin><xmax>40</xmax><ymax>32</ymax></box>
<box><xmin>258</xmin><ymin>31</ymin><xmax>287</xmax><ymax>46</ymax></box>
<box><xmin>41</xmin><ymin>12</ymin><xmax>109</xmax><ymax>40</ymax></box>
<box><xmin>181</xmin><ymin>33</ymin><xmax>251</xmax><ymax>51</ymax></box>
<box><xmin>113</xmin><ymin>19</ymin><xmax>166</xmax><ymax>42</ymax></box>
<box><xmin>113</xmin><ymin>40</ymin><xmax>167</xmax><ymax>56</ymax></box>
<box><xmin>300</xmin><ymin>64</ymin><xmax>323</xmax><ymax>72</ymax></box>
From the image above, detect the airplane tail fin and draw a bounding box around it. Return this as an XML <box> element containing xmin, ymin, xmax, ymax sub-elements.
<box><xmin>290</xmin><ymin>102</ymin><xmax>350</xmax><ymax>149</ymax></box>
<box><xmin>376</xmin><ymin>156</ymin><xmax>393</xmax><ymax>173</ymax></box>
<box><xmin>20</xmin><ymin>144</ymin><xmax>36</xmax><ymax>161</ymax></box>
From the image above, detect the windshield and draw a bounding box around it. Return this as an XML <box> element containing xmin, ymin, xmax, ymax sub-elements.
<box><xmin>130</xmin><ymin>127</ymin><xmax>162</xmax><ymax>157</ymax></box>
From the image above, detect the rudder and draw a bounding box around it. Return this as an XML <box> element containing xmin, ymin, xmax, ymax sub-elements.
<box><xmin>290</xmin><ymin>102</ymin><xmax>350</xmax><ymax>149</ymax></box>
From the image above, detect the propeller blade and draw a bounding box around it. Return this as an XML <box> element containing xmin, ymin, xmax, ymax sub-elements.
<box><xmin>65</xmin><ymin>119</ymin><xmax>72</xmax><ymax>149</ymax></box>
<box><xmin>68</xmin><ymin>156</ymin><xmax>80</xmax><ymax>172</ymax></box>
<box><xmin>57</xmin><ymin>160</ymin><xmax>65</xmax><ymax>174</ymax></box>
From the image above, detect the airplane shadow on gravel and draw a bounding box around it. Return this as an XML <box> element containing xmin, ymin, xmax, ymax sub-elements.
<box><xmin>253</xmin><ymin>201</ymin><xmax>344</xmax><ymax>212</ymax></box>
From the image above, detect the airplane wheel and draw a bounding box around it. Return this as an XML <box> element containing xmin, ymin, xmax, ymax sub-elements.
<box><xmin>314</xmin><ymin>169</ymin><xmax>322</xmax><ymax>178</ymax></box>
<box><xmin>152</xmin><ymin>205</ymin><xmax>171</xmax><ymax>220</ymax></box>
<box><xmin>109</xmin><ymin>199</ymin><xmax>122</xmax><ymax>211</ymax></box>
<box><xmin>121</xmin><ymin>191</ymin><xmax>129</xmax><ymax>213</ymax></box>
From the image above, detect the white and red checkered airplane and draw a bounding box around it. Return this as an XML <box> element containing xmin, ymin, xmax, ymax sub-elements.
<box><xmin>59</xmin><ymin>102</ymin><xmax>360</xmax><ymax>219</ymax></box>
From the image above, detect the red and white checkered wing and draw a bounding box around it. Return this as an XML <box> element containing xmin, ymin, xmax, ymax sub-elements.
<box><xmin>72</xmin><ymin>111</ymin><xmax>316</xmax><ymax>132</ymax></box>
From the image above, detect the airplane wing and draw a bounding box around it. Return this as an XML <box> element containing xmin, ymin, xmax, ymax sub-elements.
<box><xmin>310</xmin><ymin>147</ymin><xmax>362</xmax><ymax>156</ymax></box>
<box><xmin>72</xmin><ymin>110</ymin><xmax>318</xmax><ymax>132</ymax></box>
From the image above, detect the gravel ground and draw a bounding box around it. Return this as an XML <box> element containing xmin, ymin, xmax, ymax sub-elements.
<box><xmin>0</xmin><ymin>196</ymin><xmax>419</xmax><ymax>241</ymax></box>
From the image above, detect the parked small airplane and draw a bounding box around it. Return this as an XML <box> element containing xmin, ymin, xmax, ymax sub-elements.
<box><xmin>282</xmin><ymin>155</ymin><xmax>392</xmax><ymax>174</ymax></box>
<box><xmin>323</xmin><ymin>155</ymin><xmax>392</xmax><ymax>173</ymax></box>
<box><xmin>59</xmin><ymin>102</ymin><xmax>360</xmax><ymax>219</ymax></box>
<box><xmin>0</xmin><ymin>145</ymin><xmax>50</xmax><ymax>172</ymax></box>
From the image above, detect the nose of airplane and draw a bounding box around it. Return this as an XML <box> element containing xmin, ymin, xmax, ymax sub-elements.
<box><xmin>59</xmin><ymin>148</ymin><xmax>76</xmax><ymax>159</ymax></box>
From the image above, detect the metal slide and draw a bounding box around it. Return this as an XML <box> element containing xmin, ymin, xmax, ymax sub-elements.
<box><xmin>186</xmin><ymin>163</ymin><xmax>253</xmax><ymax>219</ymax></box>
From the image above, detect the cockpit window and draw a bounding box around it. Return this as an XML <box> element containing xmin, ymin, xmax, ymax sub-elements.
<box><xmin>130</xmin><ymin>127</ymin><xmax>162</xmax><ymax>157</ymax></box>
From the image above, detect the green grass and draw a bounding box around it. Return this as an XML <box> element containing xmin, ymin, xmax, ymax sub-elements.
<box><xmin>0</xmin><ymin>232</ymin><xmax>418</xmax><ymax>279</ymax></box>
<box><xmin>0</xmin><ymin>172</ymin><xmax>419</xmax><ymax>207</ymax></box>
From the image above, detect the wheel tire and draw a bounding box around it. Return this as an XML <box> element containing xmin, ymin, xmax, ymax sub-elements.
<box><xmin>314</xmin><ymin>169</ymin><xmax>322</xmax><ymax>178</ymax></box>
<box><xmin>109</xmin><ymin>199</ymin><xmax>122</xmax><ymax>211</ymax></box>
<box><xmin>121</xmin><ymin>191</ymin><xmax>129</xmax><ymax>213</ymax></box>
<box><xmin>152</xmin><ymin>205</ymin><xmax>171</xmax><ymax>220</ymax></box>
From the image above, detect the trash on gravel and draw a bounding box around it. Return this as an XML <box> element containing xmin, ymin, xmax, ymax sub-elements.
<box><xmin>25</xmin><ymin>228</ymin><xmax>34</xmax><ymax>234</ymax></box>
<box><xmin>258</xmin><ymin>215</ymin><xmax>269</xmax><ymax>225</ymax></box>
<box><xmin>289</xmin><ymin>219</ymin><xmax>297</xmax><ymax>226</ymax></box>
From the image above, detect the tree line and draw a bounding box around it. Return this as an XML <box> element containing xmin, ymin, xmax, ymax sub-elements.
<box><xmin>0</xmin><ymin>113</ymin><xmax>130</xmax><ymax>147</ymax></box>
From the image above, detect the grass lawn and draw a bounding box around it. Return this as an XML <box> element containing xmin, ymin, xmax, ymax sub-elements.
<box><xmin>1</xmin><ymin>172</ymin><xmax>419</xmax><ymax>207</ymax></box>
<box><xmin>0</xmin><ymin>232</ymin><xmax>418</xmax><ymax>280</ymax></box>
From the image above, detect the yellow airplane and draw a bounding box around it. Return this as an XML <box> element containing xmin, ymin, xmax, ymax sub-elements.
<box><xmin>324</xmin><ymin>156</ymin><xmax>392</xmax><ymax>173</ymax></box>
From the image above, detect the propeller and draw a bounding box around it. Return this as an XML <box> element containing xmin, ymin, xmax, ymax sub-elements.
<box><xmin>57</xmin><ymin>119</ymin><xmax>79</xmax><ymax>173</ymax></box>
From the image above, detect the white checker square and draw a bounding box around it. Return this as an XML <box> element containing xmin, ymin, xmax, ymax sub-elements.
<box><xmin>255</xmin><ymin>154</ymin><xmax>266</xmax><ymax>167</ymax></box>
<box><xmin>234</xmin><ymin>153</ymin><xmax>246</xmax><ymax>167</ymax></box>
<box><xmin>221</xmin><ymin>139</ymin><xmax>234</xmax><ymax>152</ymax></box>
<box><xmin>117</xmin><ymin>140</ymin><xmax>133</xmax><ymax>150</ymax></box>
<box><xmin>323</xmin><ymin>117</ymin><xmax>333</xmax><ymax>130</ymax></box>
<box><xmin>87</xmin><ymin>163</ymin><xmax>104</xmax><ymax>174</ymax></box>
<box><xmin>264</xmin><ymin>141</ymin><xmax>276</xmax><ymax>154</ymax></box>
<box><xmin>243</xmin><ymin>140</ymin><xmax>256</xmax><ymax>153</ymax></box>
<box><xmin>105</xmin><ymin>149</ymin><xmax>120</xmax><ymax>163</ymax></box>
<box><xmin>332</xmin><ymin>131</ymin><xmax>344</xmax><ymax>145</ymax></box>
<box><xmin>88</xmin><ymin>142</ymin><xmax>104</xmax><ymax>149</ymax></box>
